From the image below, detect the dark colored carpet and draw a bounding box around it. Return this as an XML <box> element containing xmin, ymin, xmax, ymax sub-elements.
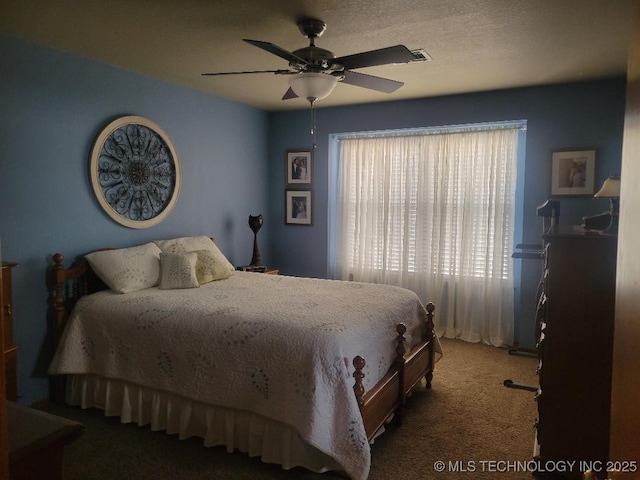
<box><xmin>42</xmin><ymin>337</ymin><xmax>539</xmax><ymax>479</ymax></box>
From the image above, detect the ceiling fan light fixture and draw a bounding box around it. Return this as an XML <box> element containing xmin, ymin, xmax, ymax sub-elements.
<box><xmin>288</xmin><ymin>72</ymin><xmax>338</xmax><ymax>102</ymax></box>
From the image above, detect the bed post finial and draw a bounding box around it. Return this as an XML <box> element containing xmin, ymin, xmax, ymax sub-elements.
<box><xmin>425</xmin><ymin>302</ymin><xmax>435</xmax><ymax>331</ymax></box>
<box><xmin>53</xmin><ymin>253</ymin><xmax>64</xmax><ymax>266</ymax></box>
<box><xmin>353</xmin><ymin>355</ymin><xmax>366</xmax><ymax>409</ymax></box>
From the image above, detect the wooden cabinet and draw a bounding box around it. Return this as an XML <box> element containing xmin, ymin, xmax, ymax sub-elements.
<box><xmin>1</xmin><ymin>262</ymin><xmax>18</xmax><ymax>402</ymax></box>
<box><xmin>535</xmin><ymin>226</ymin><xmax>617</xmax><ymax>476</ymax></box>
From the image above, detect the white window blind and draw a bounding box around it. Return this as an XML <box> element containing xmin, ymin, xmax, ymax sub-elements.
<box><xmin>331</xmin><ymin>122</ymin><xmax>522</xmax><ymax>346</ymax></box>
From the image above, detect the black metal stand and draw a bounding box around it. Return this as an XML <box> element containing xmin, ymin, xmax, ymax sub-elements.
<box><xmin>504</xmin><ymin>200</ymin><xmax>560</xmax><ymax>393</ymax></box>
<box><xmin>508</xmin><ymin>346</ymin><xmax>537</xmax><ymax>357</ymax></box>
<box><xmin>503</xmin><ymin>379</ymin><xmax>537</xmax><ymax>392</ymax></box>
<box><xmin>504</xmin><ymin>243</ymin><xmax>543</xmax><ymax>393</ymax></box>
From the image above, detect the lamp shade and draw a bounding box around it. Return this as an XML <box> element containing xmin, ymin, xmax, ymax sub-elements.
<box><xmin>594</xmin><ymin>177</ymin><xmax>621</xmax><ymax>198</ymax></box>
<box><xmin>288</xmin><ymin>73</ymin><xmax>338</xmax><ymax>101</ymax></box>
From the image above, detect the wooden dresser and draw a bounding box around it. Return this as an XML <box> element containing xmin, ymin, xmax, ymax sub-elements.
<box><xmin>535</xmin><ymin>226</ymin><xmax>617</xmax><ymax>476</ymax></box>
<box><xmin>1</xmin><ymin>262</ymin><xmax>18</xmax><ymax>402</ymax></box>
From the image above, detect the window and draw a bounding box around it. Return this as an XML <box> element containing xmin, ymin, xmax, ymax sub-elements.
<box><xmin>329</xmin><ymin>122</ymin><xmax>525</xmax><ymax>347</ymax></box>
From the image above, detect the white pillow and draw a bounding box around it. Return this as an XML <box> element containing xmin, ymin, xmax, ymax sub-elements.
<box><xmin>159</xmin><ymin>252</ymin><xmax>200</xmax><ymax>289</ymax></box>
<box><xmin>85</xmin><ymin>242</ymin><xmax>161</xmax><ymax>294</ymax></box>
<box><xmin>194</xmin><ymin>249</ymin><xmax>234</xmax><ymax>284</ymax></box>
<box><xmin>154</xmin><ymin>236</ymin><xmax>235</xmax><ymax>280</ymax></box>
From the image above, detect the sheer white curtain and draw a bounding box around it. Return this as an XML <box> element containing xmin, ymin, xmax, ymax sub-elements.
<box><xmin>333</xmin><ymin>126</ymin><xmax>519</xmax><ymax>347</ymax></box>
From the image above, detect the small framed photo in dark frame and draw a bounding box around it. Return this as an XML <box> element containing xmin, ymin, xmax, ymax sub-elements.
<box><xmin>285</xmin><ymin>189</ymin><xmax>312</xmax><ymax>225</ymax></box>
<box><xmin>286</xmin><ymin>150</ymin><xmax>312</xmax><ymax>185</ymax></box>
<box><xmin>550</xmin><ymin>148</ymin><xmax>596</xmax><ymax>197</ymax></box>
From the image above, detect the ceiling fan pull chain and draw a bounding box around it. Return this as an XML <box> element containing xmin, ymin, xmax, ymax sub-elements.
<box><xmin>309</xmin><ymin>98</ymin><xmax>317</xmax><ymax>149</ymax></box>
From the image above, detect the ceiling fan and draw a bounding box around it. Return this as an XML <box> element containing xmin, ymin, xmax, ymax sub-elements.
<box><xmin>202</xmin><ymin>18</ymin><xmax>424</xmax><ymax>104</ymax></box>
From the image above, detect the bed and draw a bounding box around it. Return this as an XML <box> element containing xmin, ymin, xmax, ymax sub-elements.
<box><xmin>48</xmin><ymin>236</ymin><xmax>440</xmax><ymax>480</ymax></box>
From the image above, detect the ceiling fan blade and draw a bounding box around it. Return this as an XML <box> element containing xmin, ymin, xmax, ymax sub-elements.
<box><xmin>341</xmin><ymin>70</ymin><xmax>404</xmax><ymax>93</ymax></box>
<box><xmin>243</xmin><ymin>39</ymin><xmax>308</xmax><ymax>65</ymax></box>
<box><xmin>336</xmin><ymin>45</ymin><xmax>416</xmax><ymax>70</ymax></box>
<box><xmin>202</xmin><ymin>69</ymin><xmax>295</xmax><ymax>76</ymax></box>
<box><xmin>282</xmin><ymin>87</ymin><xmax>298</xmax><ymax>100</ymax></box>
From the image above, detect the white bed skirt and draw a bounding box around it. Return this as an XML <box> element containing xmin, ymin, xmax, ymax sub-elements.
<box><xmin>66</xmin><ymin>374</ymin><xmax>344</xmax><ymax>474</ymax></box>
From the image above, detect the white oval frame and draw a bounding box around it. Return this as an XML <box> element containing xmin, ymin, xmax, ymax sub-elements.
<box><xmin>90</xmin><ymin>116</ymin><xmax>181</xmax><ymax>229</ymax></box>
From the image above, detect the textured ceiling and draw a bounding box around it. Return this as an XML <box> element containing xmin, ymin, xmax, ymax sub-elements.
<box><xmin>1</xmin><ymin>0</ymin><xmax>635</xmax><ymax>111</ymax></box>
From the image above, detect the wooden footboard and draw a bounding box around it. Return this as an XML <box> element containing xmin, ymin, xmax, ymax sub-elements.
<box><xmin>353</xmin><ymin>302</ymin><xmax>435</xmax><ymax>440</ymax></box>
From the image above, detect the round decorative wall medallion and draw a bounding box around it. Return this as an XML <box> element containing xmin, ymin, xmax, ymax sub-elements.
<box><xmin>90</xmin><ymin>116</ymin><xmax>181</xmax><ymax>228</ymax></box>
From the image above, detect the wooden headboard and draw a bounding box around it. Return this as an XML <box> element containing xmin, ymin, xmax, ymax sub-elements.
<box><xmin>49</xmin><ymin>239</ymin><xmax>216</xmax><ymax>343</ymax></box>
<box><xmin>49</xmin><ymin>251</ymin><xmax>114</xmax><ymax>401</ymax></box>
<box><xmin>50</xmin><ymin>252</ymin><xmax>110</xmax><ymax>345</ymax></box>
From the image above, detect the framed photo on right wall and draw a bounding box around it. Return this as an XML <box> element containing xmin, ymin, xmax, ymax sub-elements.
<box><xmin>550</xmin><ymin>148</ymin><xmax>596</xmax><ymax>197</ymax></box>
<box><xmin>286</xmin><ymin>150</ymin><xmax>312</xmax><ymax>185</ymax></box>
<box><xmin>285</xmin><ymin>189</ymin><xmax>312</xmax><ymax>225</ymax></box>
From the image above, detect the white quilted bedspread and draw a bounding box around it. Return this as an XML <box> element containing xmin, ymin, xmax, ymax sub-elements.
<box><xmin>49</xmin><ymin>272</ymin><xmax>434</xmax><ymax>480</ymax></box>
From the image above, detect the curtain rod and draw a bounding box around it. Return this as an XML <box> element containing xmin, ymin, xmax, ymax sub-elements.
<box><xmin>336</xmin><ymin>120</ymin><xmax>527</xmax><ymax>141</ymax></box>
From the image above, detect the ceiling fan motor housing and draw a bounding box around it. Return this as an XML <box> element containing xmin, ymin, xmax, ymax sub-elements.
<box><xmin>291</xmin><ymin>46</ymin><xmax>340</xmax><ymax>72</ymax></box>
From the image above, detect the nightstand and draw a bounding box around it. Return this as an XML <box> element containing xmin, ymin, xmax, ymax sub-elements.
<box><xmin>236</xmin><ymin>266</ymin><xmax>278</xmax><ymax>275</ymax></box>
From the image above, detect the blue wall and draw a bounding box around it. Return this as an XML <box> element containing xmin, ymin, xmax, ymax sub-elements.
<box><xmin>0</xmin><ymin>32</ymin><xmax>627</xmax><ymax>405</ymax></box>
<box><xmin>0</xmin><ymin>35</ymin><xmax>271</xmax><ymax>405</ymax></box>
<box><xmin>268</xmin><ymin>78</ymin><xmax>627</xmax><ymax>348</ymax></box>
